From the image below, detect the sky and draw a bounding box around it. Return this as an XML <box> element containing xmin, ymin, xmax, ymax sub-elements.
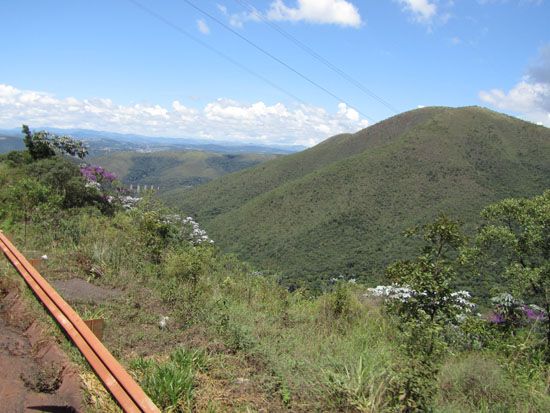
<box><xmin>0</xmin><ymin>0</ymin><xmax>549</xmax><ymax>146</ymax></box>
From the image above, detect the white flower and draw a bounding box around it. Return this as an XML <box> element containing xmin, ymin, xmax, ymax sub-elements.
<box><xmin>159</xmin><ymin>315</ymin><xmax>169</xmax><ymax>329</ymax></box>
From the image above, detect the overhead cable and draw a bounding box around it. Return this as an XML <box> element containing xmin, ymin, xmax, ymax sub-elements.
<box><xmin>234</xmin><ymin>0</ymin><xmax>399</xmax><ymax>114</ymax></box>
<box><xmin>182</xmin><ymin>0</ymin><xmax>374</xmax><ymax>122</ymax></box>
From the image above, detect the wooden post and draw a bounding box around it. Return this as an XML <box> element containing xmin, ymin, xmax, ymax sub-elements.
<box><xmin>29</xmin><ymin>258</ymin><xmax>42</xmax><ymax>271</ymax></box>
<box><xmin>83</xmin><ymin>318</ymin><xmax>105</xmax><ymax>341</ymax></box>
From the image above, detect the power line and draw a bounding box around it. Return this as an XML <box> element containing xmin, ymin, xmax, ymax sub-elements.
<box><xmin>234</xmin><ymin>0</ymin><xmax>399</xmax><ymax>114</ymax></box>
<box><xmin>181</xmin><ymin>0</ymin><xmax>375</xmax><ymax>122</ymax></box>
<box><xmin>126</xmin><ymin>0</ymin><xmax>310</xmax><ymax>106</ymax></box>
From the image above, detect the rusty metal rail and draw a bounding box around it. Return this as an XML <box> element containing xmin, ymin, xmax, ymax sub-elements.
<box><xmin>0</xmin><ymin>232</ymin><xmax>160</xmax><ymax>413</ymax></box>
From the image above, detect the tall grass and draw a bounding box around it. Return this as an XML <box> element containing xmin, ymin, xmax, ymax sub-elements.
<box><xmin>129</xmin><ymin>348</ymin><xmax>206</xmax><ymax>412</ymax></box>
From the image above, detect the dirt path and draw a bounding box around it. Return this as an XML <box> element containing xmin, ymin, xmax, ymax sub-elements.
<box><xmin>0</xmin><ymin>283</ymin><xmax>84</xmax><ymax>413</ymax></box>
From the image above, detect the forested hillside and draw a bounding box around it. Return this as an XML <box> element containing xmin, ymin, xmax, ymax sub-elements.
<box><xmin>171</xmin><ymin>106</ymin><xmax>550</xmax><ymax>289</ymax></box>
<box><xmin>91</xmin><ymin>150</ymin><xmax>277</xmax><ymax>193</ymax></box>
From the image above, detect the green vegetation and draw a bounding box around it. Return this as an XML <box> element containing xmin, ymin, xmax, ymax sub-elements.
<box><xmin>468</xmin><ymin>191</ymin><xmax>550</xmax><ymax>358</ymax></box>
<box><xmin>0</xmin><ymin>127</ymin><xmax>548</xmax><ymax>412</ymax></box>
<box><xmin>384</xmin><ymin>215</ymin><xmax>468</xmax><ymax>411</ymax></box>
<box><xmin>90</xmin><ymin>150</ymin><xmax>276</xmax><ymax>194</ymax></box>
<box><xmin>171</xmin><ymin>106</ymin><xmax>550</xmax><ymax>291</ymax></box>
<box><xmin>129</xmin><ymin>348</ymin><xmax>206</xmax><ymax>412</ymax></box>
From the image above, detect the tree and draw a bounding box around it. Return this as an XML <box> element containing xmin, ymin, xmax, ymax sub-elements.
<box><xmin>384</xmin><ymin>214</ymin><xmax>467</xmax><ymax>411</ymax></box>
<box><xmin>472</xmin><ymin>190</ymin><xmax>550</xmax><ymax>360</ymax></box>
<box><xmin>22</xmin><ymin>125</ymin><xmax>88</xmax><ymax>160</ymax></box>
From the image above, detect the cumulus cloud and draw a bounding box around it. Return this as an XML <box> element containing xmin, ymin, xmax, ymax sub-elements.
<box><xmin>197</xmin><ymin>19</ymin><xmax>210</xmax><ymax>34</ymax></box>
<box><xmin>479</xmin><ymin>44</ymin><xmax>550</xmax><ymax>126</ymax></box>
<box><xmin>220</xmin><ymin>0</ymin><xmax>363</xmax><ymax>28</ymax></box>
<box><xmin>395</xmin><ymin>0</ymin><xmax>454</xmax><ymax>27</ymax></box>
<box><xmin>397</xmin><ymin>0</ymin><xmax>437</xmax><ymax>23</ymax></box>
<box><xmin>0</xmin><ymin>84</ymin><xmax>369</xmax><ymax>147</ymax></box>
<box><xmin>267</xmin><ymin>0</ymin><xmax>362</xmax><ymax>27</ymax></box>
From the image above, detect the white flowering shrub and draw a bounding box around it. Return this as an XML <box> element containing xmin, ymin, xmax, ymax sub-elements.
<box><xmin>365</xmin><ymin>285</ymin><xmax>475</xmax><ymax>319</ymax></box>
<box><xmin>162</xmin><ymin>214</ymin><xmax>214</xmax><ymax>245</ymax></box>
<box><xmin>120</xmin><ymin>195</ymin><xmax>142</xmax><ymax>210</ymax></box>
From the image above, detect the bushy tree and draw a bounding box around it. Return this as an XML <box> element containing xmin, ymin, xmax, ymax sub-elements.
<box><xmin>22</xmin><ymin>124</ymin><xmax>88</xmax><ymax>160</ymax></box>
<box><xmin>471</xmin><ymin>190</ymin><xmax>550</xmax><ymax>359</ymax></box>
<box><xmin>384</xmin><ymin>215</ymin><xmax>467</xmax><ymax>412</ymax></box>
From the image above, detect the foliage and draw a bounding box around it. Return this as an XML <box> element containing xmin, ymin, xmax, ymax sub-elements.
<box><xmin>471</xmin><ymin>191</ymin><xmax>550</xmax><ymax>359</ymax></box>
<box><xmin>384</xmin><ymin>215</ymin><xmax>467</xmax><ymax>411</ymax></box>
<box><xmin>130</xmin><ymin>348</ymin><xmax>205</xmax><ymax>412</ymax></box>
<box><xmin>25</xmin><ymin>157</ymin><xmax>105</xmax><ymax>209</ymax></box>
<box><xmin>318</xmin><ymin>281</ymin><xmax>361</xmax><ymax>326</ymax></box>
<box><xmin>0</xmin><ymin>177</ymin><xmax>61</xmax><ymax>244</ymax></box>
<box><xmin>0</xmin><ymin>149</ymin><xmax>32</xmax><ymax>165</ymax></box>
<box><xmin>23</xmin><ymin>124</ymin><xmax>88</xmax><ymax>160</ymax></box>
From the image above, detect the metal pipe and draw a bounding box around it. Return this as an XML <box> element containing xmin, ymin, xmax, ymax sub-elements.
<box><xmin>0</xmin><ymin>232</ymin><xmax>160</xmax><ymax>413</ymax></box>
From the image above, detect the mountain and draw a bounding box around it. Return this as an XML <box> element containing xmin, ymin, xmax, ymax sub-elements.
<box><xmin>91</xmin><ymin>151</ymin><xmax>277</xmax><ymax>192</ymax></box>
<box><xmin>0</xmin><ymin>134</ymin><xmax>25</xmax><ymax>153</ymax></box>
<box><xmin>168</xmin><ymin>106</ymin><xmax>550</xmax><ymax>289</ymax></box>
<box><xmin>0</xmin><ymin>127</ymin><xmax>304</xmax><ymax>156</ymax></box>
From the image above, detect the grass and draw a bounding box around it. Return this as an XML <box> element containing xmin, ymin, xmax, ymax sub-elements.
<box><xmin>4</xmin><ymin>206</ymin><xmax>549</xmax><ymax>411</ymax></box>
<box><xmin>436</xmin><ymin>353</ymin><xmax>550</xmax><ymax>412</ymax></box>
<box><xmin>129</xmin><ymin>348</ymin><xmax>206</xmax><ymax>412</ymax></box>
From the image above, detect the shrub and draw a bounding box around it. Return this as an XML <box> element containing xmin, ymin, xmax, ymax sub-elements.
<box><xmin>130</xmin><ymin>348</ymin><xmax>205</xmax><ymax>412</ymax></box>
<box><xmin>318</xmin><ymin>281</ymin><xmax>361</xmax><ymax>327</ymax></box>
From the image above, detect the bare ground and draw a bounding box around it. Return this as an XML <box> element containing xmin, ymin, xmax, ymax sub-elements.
<box><xmin>0</xmin><ymin>279</ymin><xmax>84</xmax><ymax>413</ymax></box>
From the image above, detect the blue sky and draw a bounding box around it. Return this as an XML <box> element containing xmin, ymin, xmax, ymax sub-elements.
<box><xmin>1</xmin><ymin>0</ymin><xmax>548</xmax><ymax>146</ymax></box>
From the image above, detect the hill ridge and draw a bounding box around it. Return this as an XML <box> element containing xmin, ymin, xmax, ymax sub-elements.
<box><xmin>166</xmin><ymin>106</ymin><xmax>550</xmax><ymax>287</ymax></box>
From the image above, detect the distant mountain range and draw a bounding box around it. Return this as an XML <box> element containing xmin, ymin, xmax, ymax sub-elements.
<box><xmin>0</xmin><ymin>135</ymin><xmax>25</xmax><ymax>153</ymax></box>
<box><xmin>0</xmin><ymin>127</ymin><xmax>305</xmax><ymax>156</ymax></box>
<box><xmin>168</xmin><ymin>106</ymin><xmax>550</xmax><ymax>290</ymax></box>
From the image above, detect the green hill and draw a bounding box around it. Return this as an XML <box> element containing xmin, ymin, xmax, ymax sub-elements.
<box><xmin>91</xmin><ymin>150</ymin><xmax>277</xmax><ymax>192</ymax></box>
<box><xmin>168</xmin><ymin>106</ymin><xmax>550</xmax><ymax>288</ymax></box>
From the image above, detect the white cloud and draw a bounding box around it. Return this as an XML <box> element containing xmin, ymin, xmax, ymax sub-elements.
<box><xmin>450</xmin><ymin>36</ymin><xmax>462</xmax><ymax>45</ymax></box>
<box><xmin>337</xmin><ymin>102</ymin><xmax>360</xmax><ymax>121</ymax></box>
<box><xmin>479</xmin><ymin>45</ymin><xmax>550</xmax><ymax>126</ymax></box>
<box><xmin>398</xmin><ymin>0</ymin><xmax>437</xmax><ymax>23</ymax></box>
<box><xmin>479</xmin><ymin>80</ymin><xmax>550</xmax><ymax>125</ymax></box>
<box><xmin>267</xmin><ymin>0</ymin><xmax>362</xmax><ymax>27</ymax></box>
<box><xmin>478</xmin><ymin>0</ymin><xmax>544</xmax><ymax>5</ymax></box>
<box><xmin>221</xmin><ymin>0</ymin><xmax>363</xmax><ymax>28</ymax></box>
<box><xmin>0</xmin><ymin>84</ymin><xmax>369</xmax><ymax>147</ymax></box>
<box><xmin>197</xmin><ymin>19</ymin><xmax>210</xmax><ymax>34</ymax></box>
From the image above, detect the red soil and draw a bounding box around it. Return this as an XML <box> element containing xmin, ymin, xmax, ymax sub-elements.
<box><xmin>0</xmin><ymin>283</ymin><xmax>84</xmax><ymax>412</ymax></box>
